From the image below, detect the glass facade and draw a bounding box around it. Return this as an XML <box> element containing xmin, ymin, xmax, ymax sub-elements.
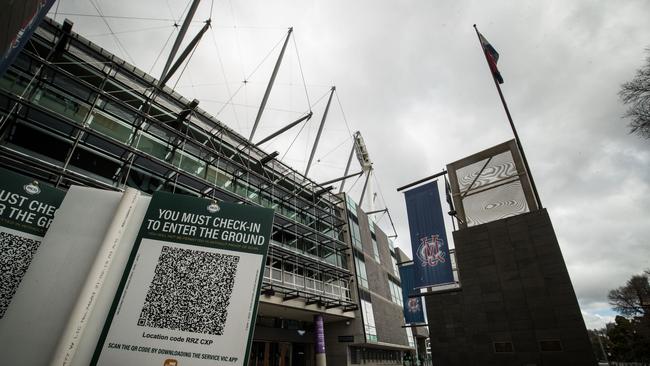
<box><xmin>263</xmin><ymin>254</ymin><xmax>351</xmax><ymax>302</ymax></box>
<box><xmin>0</xmin><ymin>18</ymin><xmax>355</xmax><ymax>311</ymax></box>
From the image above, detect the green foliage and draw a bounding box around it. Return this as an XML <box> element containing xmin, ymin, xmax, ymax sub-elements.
<box><xmin>600</xmin><ymin>269</ymin><xmax>650</xmax><ymax>362</ymax></box>
<box><xmin>605</xmin><ymin>316</ymin><xmax>650</xmax><ymax>362</ymax></box>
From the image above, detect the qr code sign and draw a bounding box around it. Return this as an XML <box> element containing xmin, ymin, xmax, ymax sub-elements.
<box><xmin>0</xmin><ymin>231</ymin><xmax>41</xmax><ymax>319</ymax></box>
<box><xmin>137</xmin><ymin>246</ymin><xmax>240</xmax><ymax>335</ymax></box>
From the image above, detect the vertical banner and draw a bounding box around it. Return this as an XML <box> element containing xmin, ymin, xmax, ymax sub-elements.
<box><xmin>91</xmin><ymin>192</ymin><xmax>274</xmax><ymax>366</ymax></box>
<box><xmin>0</xmin><ymin>0</ymin><xmax>56</xmax><ymax>77</ymax></box>
<box><xmin>398</xmin><ymin>263</ymin><xmax>425</xmax><ymax>324</ymax></box>
<box><xmin>404</xmin><ymin>180</ymin><xmax>454</xmax><ymax>288</ymax></box>
<box><xmin>0</xmin><ymin>167</ymin><xmax>65</xmax><ymax>320</ymax></box>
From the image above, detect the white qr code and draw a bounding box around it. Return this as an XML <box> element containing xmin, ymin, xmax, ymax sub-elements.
<box><xmin>0</xmin><ymin>231</ymin><xmax>41</xmax><ymax>319</ymax></box>
<box><xmin>137</xmin><ymin>246</ymin><xmax>240</xmax><ymax>335</ymax></box>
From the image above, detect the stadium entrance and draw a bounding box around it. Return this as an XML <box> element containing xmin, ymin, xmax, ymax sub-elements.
<box><xmin>248</xmin><ymin>341</ymin><xmax>311</xmax><ymax>366</ymax></box>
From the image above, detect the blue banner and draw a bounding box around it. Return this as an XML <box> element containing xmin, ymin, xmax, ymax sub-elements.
<box><xmin>0</xmin><ymin>0</ymin><xmax>55</xmax><ymax>78</ymax></box>
<box><xmin>398</xmin><ymin>263</ymin><xmax>425</xmax><ymax>324</ymax></box>
<box><xmin>404</xmin><ymin>180</ymin><xmax>454</xmax><ymax>288</ymax></box>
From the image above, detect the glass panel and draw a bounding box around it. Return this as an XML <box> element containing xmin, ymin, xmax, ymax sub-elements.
<box><xmin>361</xmin><ymin>300</ymin><xmax>377</xmax><ymax>342</ymax></box>
<box><xmin>99</xmin><ymin>98</ymin><xmax>137</xmax><ymax>124</ymax></box>
<box><xmin>0</xmin><ymin>70</ymin><xmax>30</xmax><ymax>95</ymax></box>
<box><xmin>295</xmin><ymin>275</ymin><xmax>305</xmax><ymax>288</ymax></box>
<box><xmin>355</xmin><ymin>254</ymin><xmax>368</xmax><ymax>289</ymax></box>
<box><xmin>321</xmin><ymin>245</ymin><xmax>337</xmax><ymax>266</ymax></box>
<box><xmin>88</xmin><ymin>110</ymin><xmax>132</xmax><ymax>142</ymax></box>
<box><xmin>50</xmin><ymin>71</ymin><xmax>94</xmax><ymax>102</ymax></box>
<box><xmin>205</xmin><ymin>165</ymin><xmax>232</xmax><ymax>188</ymax></box>
<box><xmin>349</xmin><ymin>216</ymin><xmax>362</xmax><ymax>249</ymax></box>
<box><xmin>171</xmin><ymin>151</ymin><xmax>205</xmax><ymax>177</ymax></box>
<box><xmin>271</xmin><ymin>268</ymin><xmax>282</xmax><ymax>282</ymax></box>
<box><xmin>391</xmin><ymin>255</ymin><xmax>400</xmax><ymax>278</ymax></box>
<box><xmin>371</xmin><ymin>236</ymin><xmax>380</xmax><ymax>263</ymax></box>
<box><xmin>31</xmin><ymin>86</ymin><xmax>90</xmax><ymax>124</ymax></box>
<box><xmin>137</xmin><ymin>133</ymin><xmax>169</xmax><ymax>160</ymax></box>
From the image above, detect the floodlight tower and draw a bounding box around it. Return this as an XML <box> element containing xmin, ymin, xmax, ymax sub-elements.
<box><xmin>353</xmin><ymin>131</ymin><xmax>375</xmax><ymax>211</ymax></box>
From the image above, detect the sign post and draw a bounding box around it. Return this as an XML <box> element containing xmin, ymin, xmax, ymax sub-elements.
<box><xmin>91</xmin><ymin>192</ymin><xmax>273</xmax><ymax>366</ymax></box>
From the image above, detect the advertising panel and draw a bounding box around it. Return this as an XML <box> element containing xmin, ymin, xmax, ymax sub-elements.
<box><xmin>91</xmin><ymin>192</ymin><xmax>273</xmax><ymax>366</ymax></box>
<box><xmin>0</xmin><ymin>167</ymin><xmax>65</xmax><ymax>320</ymax></box>
<box><xmin>404</xmin><ymin>180</ymin><xmax>454</xmax><ymax>289</ymax></box>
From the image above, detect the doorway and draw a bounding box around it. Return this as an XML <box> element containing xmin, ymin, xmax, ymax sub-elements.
<box><xmin>248</xmin><ymin>341</ymin><xmax>291</xmax><ymax>366</ymax></box>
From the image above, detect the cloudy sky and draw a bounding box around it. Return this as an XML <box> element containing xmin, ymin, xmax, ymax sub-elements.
<box><xmin>48</xmin><ymin>0</ymin><xmax>650</xmax><ymax>329</ymax></box>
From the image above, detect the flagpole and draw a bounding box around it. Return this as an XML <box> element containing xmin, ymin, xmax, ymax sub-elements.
<box><xmin>472</xmin><ymin>24</ymin><xmax>543</xmax><ymax>210</ymax></box>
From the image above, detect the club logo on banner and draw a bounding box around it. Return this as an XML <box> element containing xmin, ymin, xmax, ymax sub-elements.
<box><xmin>407</xmin><ymin>298</ymin><xmax>421</xmax><ymax>314</ymax></box>
<box><xmin>417</xmin><ymin>234</ymin><xmax>446</xmax><ymax>267</ymax></box>
<box><xmin>398</xmin><ymin>263</ymin><xmax>425</xmax><ymax>325</ymax></box>
<box><xmin>404</xmin><ymin>181</ymin><xmax>454</xmax><ymax>289</ymax></box>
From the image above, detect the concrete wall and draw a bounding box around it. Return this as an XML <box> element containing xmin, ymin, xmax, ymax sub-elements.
<box><xmin>324</xmin><ymin>320</ymin><xmax>360</xmax><ymax>365</ymax></box>
<box><xmin>355</xmin><ymin>204</ymin><xmax>409</xmax><ymax>347</ymax></box>
<box><xmin>425</xmin><ymin>209</ymin><xmax>596</xmax><ymax>366</ymax></box>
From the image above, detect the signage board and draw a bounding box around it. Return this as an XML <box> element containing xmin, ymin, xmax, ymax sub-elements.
<box><xmin>91</xmin><ymin>192</ymin><xmax>273</xmax><ymax>366</ymax></box>
<box><xmin>0</xmin><ymin>167</ymin><xmax>65</xmax><ymax>319</ymax></box>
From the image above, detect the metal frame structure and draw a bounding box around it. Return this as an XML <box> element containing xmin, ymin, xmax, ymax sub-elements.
<box><xmin>0</xmin><ymin>17</ymin><xmax>355</xmax><ymax>310</ymax></box>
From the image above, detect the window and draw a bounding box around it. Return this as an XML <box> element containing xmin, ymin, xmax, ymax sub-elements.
<box><xmin>31</xmin><ymin>85</ymin><xmax>90</xmax><ymax>124</ymax></box>
<box><xmin>388</xmin><ymin>278</ymin><xmax>403</xmax><ymax>306</ymax></box>
<box><xmin>354</xmin><ymin>252</ymin><xmax>368</xmax><ymax>289</ymax></box>
<box><xmin>391</xmin><ymin>254</ymin><xmax>400</xmax><ymax>278</ymax></box>
<box><xmin>136</xmin><ymin>132</ymin><xmax>170</xmax><ymax>160</ymax></box>
<box><xmin>371</xmin><ymin>233</ymin><xmax>380</xmax><ymax>263</ymax></box>
<box><xmin>205</xmin><ymin>165</ymin><xmax>233</xmax><ymax>189</ymax></box>
<box><xmin>361</xmin><ymin>299</ymin><xmax>377</xmax><ymax>342</ymax></box>
<box><xmin>493</xmin><ymin>342</ymin><xmax>514</xmax><ymax>353</ymax></box>
<box><xmin>262</xmin><ymin>255</ymin><xmax>350</xmax><ymax>301</ymax></box>
<box><xmin>349</xmin><ymin>214</ymin><xmax>362</xmax><ymax>249</ymax></box>
<box><xmin>539</xmin><ymin>340</ymin><xmax>562</xmax><ymax>352</ymax></box>
<box><xmin>171</xmin><ymin>150</ymin><xmax>206</xmax><ymax>177</ymax></box>
<box><xmin>88</xmin><ymin>110</ymin><xmax>133</xmax><ymax>143</ymax></box>
<box><xmin>0</xmin><ymin>69</ymin><xmax>30</xmax><ymax>95</ymax></box>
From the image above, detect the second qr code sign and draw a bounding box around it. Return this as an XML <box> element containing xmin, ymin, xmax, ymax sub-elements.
<box><xmin>92</xmin><ymin>192</ymin><xmax>273</xmax><ymax>366</ymax></box>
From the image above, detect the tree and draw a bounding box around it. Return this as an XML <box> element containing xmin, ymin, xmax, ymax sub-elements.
<box><xmin>620</xmin><ymin>49</ymin><xmax>650</xmax><ymax>139</ymax></box>
<box><xmin>606</xmin><ymin>270</ymin><xmax>650</xmax><ymax>362</ymax></box>
<box><xmin>608</xmin><ymin>270</ymin><xmax>650</xmax><ymax>318</ymax></box>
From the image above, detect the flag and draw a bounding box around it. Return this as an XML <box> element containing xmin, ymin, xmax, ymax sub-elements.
<box><xmin>478</xmin><ymin>32</ymin><xmax>504</xmax><ymax>84</ymax></box>
<box><xmin>444</xmin><ymin>177</ymin><xmax>454</xmax><ymax>211</ymax></box>
<box><xmin>404</xmin><ymin>181</ymin><xmax>455</xmax><ymax>288</ymax></box>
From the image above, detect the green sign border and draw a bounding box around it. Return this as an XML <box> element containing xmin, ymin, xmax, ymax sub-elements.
<box><xmin>91</xmin><ymin>191</ymin><xmax>274</xmax><ymax>365</ymax></box>
<box><xmin>0</xmin><ymin>167</ymin><xmax>65</xmax><ymax>237</ymax></box>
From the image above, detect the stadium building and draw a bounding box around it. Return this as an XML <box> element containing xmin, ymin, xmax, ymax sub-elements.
<box><xmin>0</xmin><ymin>17</ymin><xmax>415</xmax><ymax>365</ymax></box>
